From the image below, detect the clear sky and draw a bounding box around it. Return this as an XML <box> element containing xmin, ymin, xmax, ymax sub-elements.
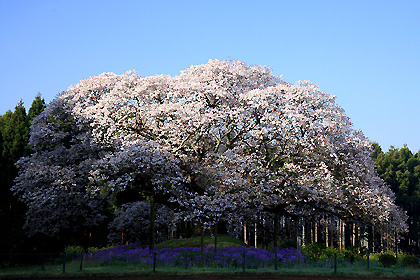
<box><xmin>1</xmin><ymin>0</ymin><xmax>419</xmax><ymax>152</ymax></box>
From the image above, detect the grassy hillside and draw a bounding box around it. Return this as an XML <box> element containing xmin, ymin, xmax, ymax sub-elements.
<box><xmin>155</xmin><ymin>234</ymin><xmax>246</xmax><ymax>249</ymax></box>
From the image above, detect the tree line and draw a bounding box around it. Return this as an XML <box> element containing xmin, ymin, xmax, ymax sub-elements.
<box><xmin>0</xmin><ymin>94</ymin><xmax>45</xmax><ymax>253</ymax></box>
<box><xmin>371</xmin><ymin>143</ymin><xmax>420</xmax><ymax>253</ymax></box>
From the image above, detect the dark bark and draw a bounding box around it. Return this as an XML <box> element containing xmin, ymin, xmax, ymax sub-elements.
<box><xmin>149</xmin><ymin>195</ymin><xmax>155</xmax><ymax>250</ymax></box>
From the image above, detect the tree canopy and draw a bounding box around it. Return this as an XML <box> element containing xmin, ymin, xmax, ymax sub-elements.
<box><xmin>371</xmin><ymin>143</ymin><xmax>420</xmax><ymax>248</ymax></box>
<box><xmin>12</xmin><ymin>60</ymin><xmax>408</xmax><ymax>248</ymax></box>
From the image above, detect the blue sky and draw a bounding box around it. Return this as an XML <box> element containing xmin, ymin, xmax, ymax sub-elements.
<box><xmin>1</xmin><ymin>0</ymin><xmax>419</xmax><ymax>152</ymax></box>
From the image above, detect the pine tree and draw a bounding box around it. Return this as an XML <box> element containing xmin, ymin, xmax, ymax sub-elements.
<box><xmin>1</xmin><ymin>101</ymin><xmax>29</xmax><ymax>162</ymax></box>
<box><xmin>0</xmin><ymin>95</ymin><xmax>46</xmax><ymax>253</ymax></box>
<box><xmin>28</xmin><ymin>93</ymin><xmax>46</xmax><ymax>123</ymax></box>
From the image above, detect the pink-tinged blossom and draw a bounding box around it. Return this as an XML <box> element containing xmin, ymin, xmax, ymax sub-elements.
<box><xmin>13</xmin><ymin>59</ymin><xmax>408</xmax><ymax>239</ymax></box>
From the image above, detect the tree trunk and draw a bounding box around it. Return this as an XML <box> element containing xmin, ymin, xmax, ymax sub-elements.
<box><xmin>201</xmin><ymin>226</ymin><xmax>204</xmax><ymax>255</ymax></box>
<box><xmin>214</xmin><ymin>223</ymin><xmax>218</xmax><ymax>253</ymax></box>
<box><xmin>338</xmin><ymin>220</ymin><xmax>342</xmax><ymax>249</ymax></box>
<box><xmin>352</xmin><ymin>223</ymin><xmax>356</xmax><ymax>247</ymax></box>
<box><xmin>254</xmin><ymin>221</ymin><xmax>257</xmax><ymax>248</ymax></box>
<box><xmin>325</xmin><ymin>220</ymin><xmax>329</xmax><ymax>247</ymax></box>
<box><xmin>368</xmin><ymin>225</ymin><xmax>374</xmax><ymax>252</ymax></box>
<box><xmin>149</xmin><ymin>195</ymin><xmax>155</xmax><ymax>250</ymax></box>
<box><xmin>274</xmin><ymin>213</ymin><xmax>279</xmax><ymax>248</ymax></box>
<box><xmin>244</xmin><ymin>224</ymin><xmax>248</xmax><ymax>245</ymax></box>
<box><xmin>302</xmin><ymin>218</ymin><xmax>305</xmax><ymax>247</ymax></box>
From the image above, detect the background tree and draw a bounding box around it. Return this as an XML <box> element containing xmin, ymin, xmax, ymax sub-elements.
<box><xmin>371</xmin><ymin>143</ymin><xmax>420</xmax><ymax>252</ymax></box>
<box><xmin>0</xmin><ymin>95</ymin><xmax>45</xmax><ymax>254</ymax></box>
<box><xmin>1</xmin><ymin>101</ymin><xmax>30</xmax><ymax>162</ymax></box>
<box><xmin>28</xmin><ymin>93</ymin><xmax>46</xmax><ymax>124</ymax></box>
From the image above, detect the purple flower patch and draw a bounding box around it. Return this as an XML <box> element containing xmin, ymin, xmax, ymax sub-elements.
<box><xmin>87</xmin><ymin>244</ymin><xmax>306</xmax><ymax>268</ymax></box>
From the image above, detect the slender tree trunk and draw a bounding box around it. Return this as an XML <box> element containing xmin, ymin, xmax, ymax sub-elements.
<box><xmin>121</xmin><ymin>227</ymin><xmax>124</xmax><ymax>245</ymax></box>
<box><xmin>368</xmin><ymin>225</ymin><xmax>373</xmax><ymax>252</ymax></box>
<box><xmin>310</xmin><ymin>221</ymin><xmax>314</xmax><ymax>243</ymax></box>
<box><xmin>302</xmin><ymin>218</ymin><xmax>305</xmax><ymax>247</ymax></box>
<box><xmin>254</xmin><ymin>221</ymin><xmax>257</xmax><ymax>248</ymax></box>
<box><xmin>352</xmin><ymin>223</ymin><xmax>356</xmax><ymax>247</ymax></box>
<box><xmin>200</xmin><ymin>226</ymin><xmax>204</xmax><ymax>266</ymax></box>
<box><xmin>214</xmin><ymin>223</ymin><xmax>218</xmax><ymax>253</ymax></box>
<box><xmin>274</xmin><ymin>213</ymin><xmax>279</xmax><ymax>248</ymax></box>
<box><xmin>345</xmin><ymin>222</ymin><xmax>350</xmax><ymax>248</ymax></box>
<box><xmin>244</xmin><ymin>224</ymin><xmax>248</xmax><ymax>245</ymax></box>
<box><xmin>339</xmin><ymin>220</ymin><xmax>342</xmax><ymax>250</ymax></box>
<box><xmin>149</xmin><ymin>195</ymin><xmax>155</xmax><ymax>250</ymax></box>
<box><xmin>201</xmin><ymin>226</ymin><xmax>204</xmax><ymax>254</ymax></box>
<box><xmin>326</xmin><ymin>220</ymin><xmax>329</xmax><ymax>248</ymax></box>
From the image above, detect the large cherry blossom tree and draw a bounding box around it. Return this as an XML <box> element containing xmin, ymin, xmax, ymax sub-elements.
<box><xmin>14</xmin><ymin>59</ymin><xmax>407</xmax><ymax>248</ymax></box>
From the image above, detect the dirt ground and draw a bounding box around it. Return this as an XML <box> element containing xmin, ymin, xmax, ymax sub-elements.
<box><xmin>91</xmin><ymin>276</ymin><xmax>419</xmax><ymax>280</ymax></box>
<box><xmin>8</xmin><ymin>275</ymin><xmax>420</xmax><ymax>280</ymax></box>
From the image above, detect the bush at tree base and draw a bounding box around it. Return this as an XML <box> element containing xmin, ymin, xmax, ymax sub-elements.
<box><xmin>378</xmin><ymin>253</ymin><xmax>397</xmax><ymax>268</ymax></box>
<box><xmin>401</xmin><ymin>255</ymin><xmax>419</xmax><ymax>267</ymax></box>
<box><xmin>300</xmin><ymin>244</ymin><xmax>367</xmax><ymax>264</ymax></box>
<box><xmin>300</xmin><ymin>243</ymin><xmax>326</xmax><ymax>261</ymax></box>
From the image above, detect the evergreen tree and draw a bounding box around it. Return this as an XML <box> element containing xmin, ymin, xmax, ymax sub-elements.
<box><xmin>28</xmin><ymin>93</ymin><xmax>46</xmax><ymax>123</ymax></box>
<box><xmin>1</xmin><ymin>101</ymin><xmax>30</xmax><ymax>162</ymax></box>
<box><xmin>0</xmin><ymin>95</ymin><xmax>46</xmax><ymax>253</ymax></box>
<box><xmin>372</xmin><ymin>143</ymin><xmax>420</xmax><ymax>252</ymax></box>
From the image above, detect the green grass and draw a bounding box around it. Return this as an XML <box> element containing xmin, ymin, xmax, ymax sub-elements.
<box><xmin>2</xmin><ymin>261</ymin><xmax>420</xmax><ymax>279</ymax></box>
<box><xmin>2</xmin><ymin>236</ymin><xmax>420</xmax><ymax>279</ymax></box>
<box><xmin>155</xmin><ymin>234</ymin><xmax>246</xmax><ymax>249</ymax></box>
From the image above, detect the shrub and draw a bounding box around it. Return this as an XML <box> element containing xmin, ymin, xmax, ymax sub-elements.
<box><xmin>401</xmin><ymin>255</ymin><xmax>419</xmax><ymax>267</ymax></box>
<box><xmin>301</xmin><ymin>242</ymin><xmax>326</xmax><ymax>260</ymax></box>
<box><xmin>378</xmin><ymin>253</ymin><xmax>397</xmax><ymax>268</ymax></box>
<box><xmin>87</xmin><ymin>245</ymin><xmax>114</xmax><ymax>253</ymax></box>
<box><xmin>278</xmin><ymin>239</ymin><xmax>297</xmax><ymax>249</ymax></box>
<box><xmin>65</xmin><ymin>245</ymin><xmax>84</xmax><ymax>261</ymax></box>
<box><xmin>343</xmin><ymin>249</ymin><xmax>356</xmax><ymax>263</ymax></box>
<box><xmin>342</xmin><ymin>246</ymin><xmax>364</xmax><ymax>263</ymax></box>
<box><xmin>319</xmin><ymin>246</ymin><xmax>341</xmax><ymax>261</ymax></box>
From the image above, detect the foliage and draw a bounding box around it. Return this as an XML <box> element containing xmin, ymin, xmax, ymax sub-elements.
<box><xmin>278</xmin><ymin>239</ymin><xmax>298</xmax><ymax>250</ymax></box>
<box><xmin>155</xmin><ymin>234</ymin><xmax>246</xmax><ymax>249</ymax></box>
<box><xmin>108</xmin><ymin>201</ymin><xmax>174</xmax><ymax>245</ymax></box>
<box><xmin>12</xmin><ymin>97</ymin><xmax>106</xmax><ymax>239</ymax></box>
<box><xmin>1</xmin><ymin>101</ymin><xmax>30</xmax><ymax>162</ymax></box>
<box><xmin>86</xmin><ymin>61</ymin><xmax>404</xmax><ymax>234</ymax></box>
<box><xmin>13</xmin><ymin>60</ymin><xmax>408</xmax><ymax>249</ymax></box>
<box><xmin>301</xmin><ymin>244</ymin><xmax>366</xmax><ymax>264</ymax></box>
<box><xmin>27</xmin><ymin>93</ymin><xmax>46</xmax><ymax>123</ymax></box>
<box><xmin>65</xmin><ymin>245</ymin><xmax>84</xmax><ymax>261</ymax></box>
<box><xmin>300</xmin><ymin>242</ymin><xmax>326</xmax><ymax>261</ymax></box>
<box><xmin>0</xmin><ymin>94</ymin><xmax>45</xmax><ymax>253</ymax></box>
<box><xmin>65</xmin><ymin>244</ymin><xmax>114</xmax><ymax>255</ymax></box>
<box><xmin>371</xmin><ymin>142</ymin><xmax>420</xmax><ymax>249</ymax></box>
<box><xmin>378</xmin><ymin>253</ymin><xmax>397</xmax><ymax>267</ymax></box>
<box><xmin>400</xmin><ymin>255</ymin><xmax>419</xmax><ymax>267</ymax></box>
<box><xmin>342</xmin><ymin>246</ymin><xmax>365</xmax><ymax>263</ymax></box>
